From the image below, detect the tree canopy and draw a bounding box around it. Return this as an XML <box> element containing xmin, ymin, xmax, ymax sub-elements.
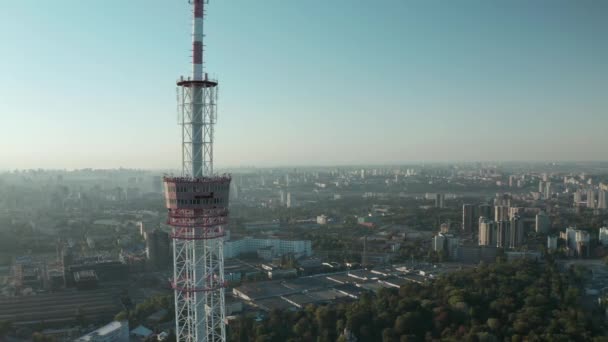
<box><xmin>228</xmin><ymin>260</ymin><xmax>607</xmax><ymax>341</ymax></box>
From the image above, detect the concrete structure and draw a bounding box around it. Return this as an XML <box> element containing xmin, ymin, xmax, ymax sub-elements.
<box><xmin>316</xmin><ymin>215</ymin><xmax>328</xmax><ymax>225</ymax></box>
<box><xmin>535</xmin><ymin>212</ymin><xmax>550</xmax><ymax>234</ymax></box>
<box><xmin>496</xmin><ymin>220</ymin><xmax>509</xmax><ymax>248</ymax></box>
<box><xmin>462</xmin><ymin>204</ymin><xmax>476</xmax><ymax>233</ymax></box>
<box><xmin>0</xmin><ymin>288</ymin><xmax>124</xmax><ymax>327</ymax></box>
<box><xmin>432</xmin><ymin>234</ymin><xmax>445</xmax><ymax>253</ymax></box>
<box><xmin>494</xmin><ymin>205</ymin><xmax>509</xmax><ymax>222</ymax></box>
<box><xmin>509</xmin><ymin>216</ymin><xmax>524</xmax><ymax>249</ymax></box>
<box><xmin>163</xmin><ymin>1</ymin><xmax>229</xmax><ymax>340</ymax></box>
<box><xmin>574</xmin><ymin>190</ymin><xmax>582</xmax><ymax>206</ymax></box>
<box><xmin>561</xmin><ymin>227</ymin><xmax>578</xmax><ymax>252</ymax></box>
<box><xmin>457</xmin><ymin>245</ymin><xmax>498</xmax><ymax>264</ymax></box>
<box><xmin>286</xmin><ymin>192</ymin><xmax>293</xmax><ymax>208</ymax></box>
<box><xmin>435</xmin><ymin>193</ymin><xmax>445</xmax><ymax>208</ymax></box>
<box><xmin>545</xmin><ymin>182</ymin><xmax>552</xmax><ymax>199</ymax></box>
<box><xmin>478</xmin><ymin>204</ymin><xmax>493</xmax><ymax>221</ymax></box>
<box><xmin>599</xmin><ymin>227</ymin><xmax>608</xmax><ymax>245</ymax></box>
<box><xmin>598</xmin><ymin>190</ymin><xmax>607</xmax><ymax>209</ymax></box>
<box><xmin>547</xmin><ymin>236</ymin><xmax>558</xmax><ymax>250</ymax></box>
<box><xmin>145</xmin><ymin>229</ymin><xmax>170</xmax><ymax>270</ymax></box>
<box><xmin>224</xmin><ymin>238</ymin><xmax>312</xmax><ymax>260</ymax></box>
<box><xmin>575</xmin><ymin>230</ymin><xmax>590</xmax><ymax>257</ymax></box>
<box><xmin>509</xmin><ymin>207</ymin><xmax>523</xmax><ymax>219</ymax></box>
<box><xmin>432</xmin><ymin>233</ymin><xmax>459</xmax><ymax>260</ymax></box>
<box><xmin>76</xmin><ymin>321</ymin><xmax>129</xmax><ymax>342</ymax></box>
<box><xmin>506</xmin><ymin>251</ymin><xmax>542</xmax><ymax>262</ymax></box>
<box><xmin>587</xmin><ymin>189</ymin><xmax>596</xmax><ymax>209</ymax></box>
<box><xmin>478</xmin><ymin>218</ymin><xmax>496</xmax><ymax>246</ymax></box>
<box><xmin>561</xmin><ymin>227</ymin><xmax>590</xmax><ymax>257</ymax></box>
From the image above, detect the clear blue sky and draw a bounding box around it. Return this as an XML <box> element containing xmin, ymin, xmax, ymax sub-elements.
<box><xmin>1</xmin><ymin>0</ymin><xmax>606</xmax><ymax>169</ymax></box>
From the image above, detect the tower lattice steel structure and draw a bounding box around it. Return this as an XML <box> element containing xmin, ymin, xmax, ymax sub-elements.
<box><xmin>163</xmin><ymin>1</ymin><xmax>229</xmax><ymax>341</ymax></box>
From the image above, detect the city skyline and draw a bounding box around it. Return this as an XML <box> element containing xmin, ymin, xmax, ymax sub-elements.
<box><xmin>1</xmin><ymin>0</ymin><xmax>607</xmax><ymax>169</ymax></box>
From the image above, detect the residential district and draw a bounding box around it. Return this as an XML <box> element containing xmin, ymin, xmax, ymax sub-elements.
<box><xmin>1</xmin><ymin>162</ymin><xmax>608</xmax><ymax>341</ymax></box>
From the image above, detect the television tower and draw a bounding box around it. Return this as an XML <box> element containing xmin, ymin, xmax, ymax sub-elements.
<box><xmin>163</xmin><ymin>1</ymin><xmax>229</xmax><ymax>341</ymax></box>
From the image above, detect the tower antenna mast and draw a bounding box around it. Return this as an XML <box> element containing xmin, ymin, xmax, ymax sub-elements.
<box><xmin>164</xmin><ymin>1</ymin><xmax>229</xmax><ymax>341</ymax></box>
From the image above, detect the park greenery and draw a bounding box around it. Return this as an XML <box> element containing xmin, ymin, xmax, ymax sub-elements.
<box><xmin>227</xmin><ymin>260</ymin><xmax>608</xmax><ymax>342</ymax></box>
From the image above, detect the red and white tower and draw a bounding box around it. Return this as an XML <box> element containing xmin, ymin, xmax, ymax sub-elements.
<box><xmin>164</xmin><ymin>1</ymin><xmax>229</xmax><ymax>341</ymax></box>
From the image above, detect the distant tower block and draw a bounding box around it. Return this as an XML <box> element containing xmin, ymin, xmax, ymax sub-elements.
<box><xmin>164</xmin><ymin>1</ymin><xmax>230</xmax><ymax>341</ymax></box>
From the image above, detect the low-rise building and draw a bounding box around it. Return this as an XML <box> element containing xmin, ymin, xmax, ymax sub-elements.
<box><xmin>224</xmin><ymin>238</ymin><xmax>312</xmax><ymax>259</ymax></box>
<box><xmin>75</xmin><ymin>320</ymin><xmax>129</xmax><ymax>342</ymax></box>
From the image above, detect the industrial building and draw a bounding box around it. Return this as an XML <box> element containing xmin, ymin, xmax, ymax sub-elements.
<box><xmin>0</xmin><ymin>288</ymin><xmax>123</xmax><ymax>325</ymax></box>
<box><xmin>224</xmin><ymin>238</ymin><xmax>312</xmax><ymax>260</ymax></box>
<box><xmin>232</xmin><ymin>266</ymin><xmax>454</xmax><ymax>312</ymax></box>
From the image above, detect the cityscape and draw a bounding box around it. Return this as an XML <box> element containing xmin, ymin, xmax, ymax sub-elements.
<box><xmin>1</xmin><ymin>1</ymin><xmax>607</xmax><ymax>342</ymax></box>
<box><xmin>2</xmin><ymin>164</ymin><xmax>608</xmax><ymax>340</ymax></box>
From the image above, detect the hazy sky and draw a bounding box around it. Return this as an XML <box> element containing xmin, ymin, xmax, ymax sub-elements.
<box><xmin>0</xmin><ymin>0</ymin><xmax>606</xmax><ymax>169</ymax></box>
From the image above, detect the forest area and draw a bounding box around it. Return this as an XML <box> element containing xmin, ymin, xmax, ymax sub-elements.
<box><xmin>228</xmin><ymin>260</ymin><xmax>607</xmax><ymax>342</ymax></box>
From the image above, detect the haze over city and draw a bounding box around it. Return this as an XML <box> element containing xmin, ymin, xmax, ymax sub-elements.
<box><xmin>1</xmin><ymin>0</ymin><xmax>607</xmax><ymax>169</ymax></box>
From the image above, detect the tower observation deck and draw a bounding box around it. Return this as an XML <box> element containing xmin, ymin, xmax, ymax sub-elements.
<box><xmin>163</xmin><ymin>1</ymin><xmax>229</xmax><ymax>341</ymax></box>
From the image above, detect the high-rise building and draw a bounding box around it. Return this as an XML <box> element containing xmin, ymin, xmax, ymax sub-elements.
<box><xmin>544</xmin><ymin>182</ymin><xmax>552</xmax><ymax>200</ymax></box>
<box><xmin>478</xmin><ymin>204</ymin><xmax>493</xmax><ymax>221</ymax></box>
<box><xmin>598</xmin><ymin>190</ymin><xmax>607</xmax><ymax>209</ymax></box>
<box><xmin>230</xmin><ymin>182</ymin><xmax>239</xmax><ymax>201</ymax></box>
<box><xmin>145</xmin><ymin>229</ymin><xmax>170</xmax><ymax>270</ymax></box>
<box><xmin>152</xmin><ymin>175</ymin><xmax>163</xmax><ymax>193</ymax></box>
<box><xmin>599</xmin><ymin>227</ymin><xmax>608</xmax><ymax>245</ymax></box>
<box><xmin>538</xmin><ymin>181</ymin><xmax>545</xmax><ymax>194</ymax></box>
<box><xmin>561</xmin><ymin>227</ymin><xmax>578</xmax><ymax>253</ymax></box>
<box><xmin>440</xmin><ymin>223</ymin><xmax>450</xmax><ymax>234</ymax></box>
<box><xmin>433</xmin><ymin>234</ymin><xmax>446</xmax><ymax>253</ymax></box>
<box><xmin>587</xmin><ymin>189</ymin><xmax>596</xmax><ymax>208</ymax></box>
<box><xmin>509</xmin><ymin>207</ymin><xmax>523</xmax><ymax>219</ymax></box>
<box><xmin>509</xmin><ymin>216</ymin><xmax>524</xmax><ymax>249</ymax></box>
<box><xmin>494</xmin><ymin>195</ymin><xmax>511</xmax><ymax>207</ymax></box>
<box><xmin>462</xmin><ymin>204</ymin><xmax>477</xmax><ymax>233</ymax></box>
<box><xmin>573</xmin><ymin>190</ymin><xmax>582</xmax><ymax>206</ymax></box>
<box><xmin>496</xmin><ymin>220</ymin><xmax>509</xmax><ymax>248</ymax></box>
<box><xmin>535</xmin><ymin>212</ymin><xmax>550</xmax><ymax>234</ymax></box>
<box><xmin>286</xmin><ymin>192</ymin><xmax>293</xmax><ymax>208</ymax></box>
<box><xmin>575</xmin><ymin>230</ymin><xmax>590</xmax><ymax>257</ymax></box>
<box><xmin>547</xmin><ymin>236</ymin><xmax>558</xmax><ymax>250</ymax></box>
<box><xmin>479</xmin><ymin>218</ymin><xmax>496</xmax><ymax>246</ymax></box>
<box><xmin>432</xmin><ymin>233</ymin><xmax>460</xmax><ymax>260</ymax></box>
<box><xmin>494</xmin><ymin>205</ymin><xmax>509</xmax><ymax>222</ymax></box>
<box><xmin>435</xmin><ymin>193</ymin><xmax>445</xmax><ymax>208</ymax></box>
